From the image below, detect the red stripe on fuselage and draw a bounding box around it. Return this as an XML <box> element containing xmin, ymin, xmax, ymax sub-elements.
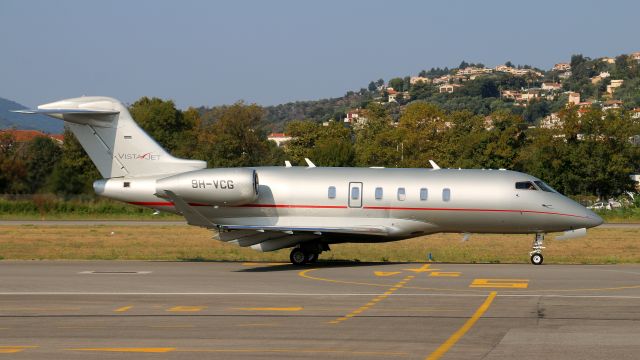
<box><xmin>361</xmin><ymin>206</ymin><xmax>589</xmax><ymax>219</ymax></box>
<box><xmin>127</xmin><ymin>202</ymin><xmax>587</xmax><ymax>219</ymax></box>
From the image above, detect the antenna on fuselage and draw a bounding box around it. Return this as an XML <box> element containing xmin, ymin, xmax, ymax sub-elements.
<box><xmin>429</xmin><ymin>160</ymin><xmax>441</xmax><ymax>170</ymax></box>
<box><xmin>304</xmin><ymin>158</ymin><xmax>316</xmax><ymax>168</ymax></box>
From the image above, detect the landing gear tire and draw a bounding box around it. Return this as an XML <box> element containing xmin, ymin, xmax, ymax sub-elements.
<box><xmin>306</xmin><ymin>252</ymin><xmax>319</xmax><ymax>263</ymax></box>
<box><xmin>530</xmin><ymin>253</ymin><xmax>544</xmax><ymax>265</ymax></box>
<box><xmin>290</xmin><ymin>248</ymin><xmax>307</xmax><ymax>266</ymax></box>
<box><xmin>529</xmin><ymin>233</ymin><xmax>545</xmax><ymax>265</ymax></box>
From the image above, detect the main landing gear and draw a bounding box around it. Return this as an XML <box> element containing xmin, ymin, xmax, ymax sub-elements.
<box><xmin>529</xmin><ymin>233</ymin><xmax>545</xmax><ymax>265</ymax></box>
<box><xmin>289</xmin><ymin>243</ymin><xmax>329</xmax><ymax>265</ymax></box>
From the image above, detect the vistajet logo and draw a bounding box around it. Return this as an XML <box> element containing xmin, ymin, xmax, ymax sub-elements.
<box><xmin>116</xmin><ymin>152</ymin><xmax>161</xmax><ymax>161</ymax></box>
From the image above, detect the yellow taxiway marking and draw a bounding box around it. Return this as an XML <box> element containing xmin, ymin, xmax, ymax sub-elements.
<box><xmin>470</xmin><ymin>279</ymin><xmax>529</xmax><ymax>289</ymax></box>
<box><xmin>70</xmin><ymin>347</ymin><xmax>176</xmax><ymax>353</ymax></box>
<box><xmin>114</xmin><ymin>305</ymin><xmax>133</xmax><ymax>312</ymax></box>
<box><xmin>0</xmin><ymin>346</ymin><xmax>38</xmax><ymax>354</ymax></box>
<box><xmin>374</xmin><ymin>271</ymin><xmax>402</xmax><ymax>277</ymax></box>
<box><xmin>404</xmin><ymin>264</ymin><xmax>439</xmax><ymax>273</ymax></box>
<box><xmin>235</xmin><ymin>307</ymin><xmax>303</xmax><ymax>311</ymax></box>
<box><xmin>430</xmin><ymin>271</ymin><xmax>461</xmax><ymax>277</ymax></box>
<box><xmin>329</xmin><ymin>275</ymin><xmax>416</xmax><ymax>324</ymax></box>
<box><xmin>166</xmin><ymin>306</ymin><xmax>205</xmax><ymax>312</ymax></box>
<box><xmin>299</xmin><ymin>268</ymin><xmax>640</xmax><ymax>293</ymax></box>
<box><xmin>425</xmin><ymin>291</ymin><xmax>497</xmax><ymax>360</ymax></box>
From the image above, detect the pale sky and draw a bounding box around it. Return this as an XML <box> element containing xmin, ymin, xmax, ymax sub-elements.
<box><xmin>1</xmin><ymin>0</ymin><xmax>638</xmax><ymax>109</ymax></box>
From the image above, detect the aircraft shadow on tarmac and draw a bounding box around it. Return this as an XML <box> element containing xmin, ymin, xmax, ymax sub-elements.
<box><xmin>236</xmin><ymin>261</ymin><xmax>404</xmax><ymax>272</ymax></box>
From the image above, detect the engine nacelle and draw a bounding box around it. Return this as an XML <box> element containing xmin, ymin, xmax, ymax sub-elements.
<box><xmin>156</xmin><ymin>168</ymin><xmax>258</xmax><ymax>206</ymax></box>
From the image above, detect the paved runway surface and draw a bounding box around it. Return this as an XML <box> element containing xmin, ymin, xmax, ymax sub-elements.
<box><xmin>1</xmin><ymin>261</ymin><xmax>639</xmax><ymax>359</ymax></box>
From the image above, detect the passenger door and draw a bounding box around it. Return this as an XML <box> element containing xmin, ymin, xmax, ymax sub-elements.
<box><xmin>348</xmin><ymin>182</ymin><xmax>363</xmax><ymax>208</ymax></box>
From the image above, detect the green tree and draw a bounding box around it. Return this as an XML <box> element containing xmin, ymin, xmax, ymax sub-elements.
<box><xmin>354</xmin><ymin>103</ymin><xmax>401</xmax><ymax>167</ymax></box>
<box><xmin>519</xmin><ymin>107</ymin><xmax>640</xmax><ymax>197</ymax></box>
<box><xmin>196</xmin><ymin>102</ymin><xmax>282</xmax><ymax>167</ymax></box>
<box><xmin>397</xmin><ymin>102</ymin><xmax>448</xmax><ymax>167</ymax></box>
<box><xmin>388</xmin><ymin>77</ymin><xmax>404</xmax><ymax>91</ymax></box>
<box><xmin>23</xmin><ymin>136</ymin><xmax>62</xmax><ymax>193</ymax></box>
<box><xmin>0</xmin><ymin>132</ymin><xmax>28</xmax><ymax>193</ymax></box>
<box><xmin>129</xmin><ymin>97</ymin><xmax>194</xmax><ymax>153</ymax></box>
<box><xmin>49</xmin><ymin>130</ymin><xmax>101</xmax><ymax>195</ymax></box>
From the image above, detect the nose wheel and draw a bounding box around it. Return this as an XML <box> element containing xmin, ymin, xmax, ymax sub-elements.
<box><xmin>529</xmin><ymin>233</ymin><xmax>545</xmax><ymax>265</ymax></box>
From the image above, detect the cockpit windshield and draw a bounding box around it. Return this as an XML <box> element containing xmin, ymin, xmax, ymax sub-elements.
<box><xmin>534</xmin><ymin>180</ymin><xmax>557</xmax><ymax>193</ymax></box>
<box><xmin>515</xmin><ymin>181</ymin><xmax>537</xmax><ymax>190</ymax></box>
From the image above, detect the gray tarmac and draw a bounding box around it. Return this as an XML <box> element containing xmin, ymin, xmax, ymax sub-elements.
<box><xmin>0</xmin><ymin>261</ymin><xmax>639</xmax><ymax>359</ymax></box>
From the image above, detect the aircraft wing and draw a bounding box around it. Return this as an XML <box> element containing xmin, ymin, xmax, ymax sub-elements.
<box><xmin>163</xmin><ymin>190</ymin><xmax>390</xmax><ymax>250</ymax></box>
<box><xmin>213</xmin><ymin>224</ymin><xmax>390</xmax><ymax>251</ymax></box>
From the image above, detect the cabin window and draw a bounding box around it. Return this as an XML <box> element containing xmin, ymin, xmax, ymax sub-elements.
<box><xmin>397</xmin><ymin>187</ymin><xmax>406</xmax><ymax>201</ymax></box>
<box><xmin>328</xmin><ymin>186</ymin><xmax>336</xmax><ymax>199</ymax></box>
<box><xmin>375</xmin><ymin>187</ymin><xmax>383</xmax><ymax>200</ymax></box>
<box><xmin>515</xmin><ymin>181</ymin><xmax>537</xmax><ymax>190</ymax></box>
<box><xmin>442</xmin><ymin>188</ymin><xmax>451</xmax><ymax>202</ymax></box>
<box><xmin>420</xmin><ymin>188</ymin><xmax>428</xmax><ymax>201</ymax></box>
<box><xmin>123</xmin><ymin>182</ymin><xmax>130</xmax><ymax>188</ymax></box>
<box><xmin>351</xmin><ymin>186</ymin><xmax>360</xmax><ymax>200</ymax></box>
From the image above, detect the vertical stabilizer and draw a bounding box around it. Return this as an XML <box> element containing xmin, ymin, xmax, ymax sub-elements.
<box><xmin>18</xmin><ymin>96</ymin><xmax>206</xmax><ymax>178</ymax></box>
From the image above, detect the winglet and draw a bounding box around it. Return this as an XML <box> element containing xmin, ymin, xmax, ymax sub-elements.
<box><xmin>429</xmin><ymin>160</ymin><xmax>441</xmax><ymax>169</ymax></box>
<box><xmin>284</xmin><ymin>160</ymin><xmax>292</xmax><ymax>168</ymax></box>
<box><xmin>304</xmin><ymin>158</ymin><xmax>316</xmax><ymax>168</ymax></box>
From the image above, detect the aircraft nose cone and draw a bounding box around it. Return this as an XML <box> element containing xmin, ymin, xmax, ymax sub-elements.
<box><xmin>584</xmin><ymin>208</ymin><xmax>604</xmax><ymax>228</ymax></box>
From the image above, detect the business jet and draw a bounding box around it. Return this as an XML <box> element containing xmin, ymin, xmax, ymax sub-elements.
<box><xmin>16</xmin><ymin>96</ymin><xmax>603</xmax><ymax>265</ymax></box>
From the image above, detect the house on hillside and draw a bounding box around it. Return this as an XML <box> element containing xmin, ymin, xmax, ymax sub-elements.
<box><xmin>410</xmin><ymin>76</ymin><xmax>431</xmax><ymax>85</ymax></box>
<box><xmin>438</xmin><ymin>84</ymin><xmax>462</xmax><ymax>93</ymax></box>
<box><xmin>344</xmin><ymin>109</ymin><xmax>368</xmax><ymax>128</ymax></box>
<box><xmin>553</xmin><ymin>63</ymin><xmax>571</xmax><ymax>71</ymax></box>
<box><xmin>542</xmin><ymin>82</ymin><xmax>562</xmax><ymax>91</ymax></box>
<box><xmin>591</xmin><ymin>72</ymin><xmax>610</xmax><ymax>84</ymax></box>
<box><xmin>540</xmin><ymin>113</ymin><xmax>562</xmax><ymax>129</ymax></box>
<box><xmin>501</xmin><ymin>90</ymin><xmax>520</xmax><ymax>100</ymax></box>
<box><xmin>602</xmin><ymin>100</ymin><xmax>623</xmax><ymax>111</ymax></box>
<box><xmin>630</xmin><ymin>52</ymin><xmax>640</xmax><ymax>61</ymax></box>
<box><xmin>567</xmin><ymin>92</ymin><xmax>581</xmax><ymax>106</ymax></box>
<box><xmin>607</xmin><ymin>79</ymin><xmax>624</xmax><ymax>94</ymax></box>
<box><xmin>0</xmin><ymin>129</ymin><xmax>64</xmax><ymax>145</ymax></box>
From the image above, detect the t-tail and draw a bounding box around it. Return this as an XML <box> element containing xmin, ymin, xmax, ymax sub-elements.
<box><xmin>14</xmin><ymin>96</ymin><xmax>206</xmax><ymax>178</ymax></box>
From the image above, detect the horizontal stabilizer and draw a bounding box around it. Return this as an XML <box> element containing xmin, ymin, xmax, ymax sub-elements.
<box><xmin>13</xmin><ymin>108</ymin><xmax>119</xmax><ymax>128</ymax></box>
<box><xmin>13</xmin><ymin>109</ymin><xmax>119</xmax><ymax>115</ymax></box>
<box><xmin>555</xmin><ymin>227</ymin><xmax>587</xmax><ymax>240</ymax></box>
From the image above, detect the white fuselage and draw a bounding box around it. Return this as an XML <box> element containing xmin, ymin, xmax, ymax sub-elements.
<box><xmin>95</xmin><ymin>167</ymin><xmax>603</xmax><ymax>243</ymax></box>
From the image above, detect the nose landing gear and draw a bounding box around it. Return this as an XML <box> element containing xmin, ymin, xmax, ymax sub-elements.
<box><xmin>529</xmin><ymin>233</ymin><xmax>545</xmax><ymax>265</ymax></box>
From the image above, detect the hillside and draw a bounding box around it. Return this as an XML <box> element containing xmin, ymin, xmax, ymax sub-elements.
<box><xmin>0</xmin><ymin>97</ymin><xmax>64</xmax><ymax>133</ymax></box>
